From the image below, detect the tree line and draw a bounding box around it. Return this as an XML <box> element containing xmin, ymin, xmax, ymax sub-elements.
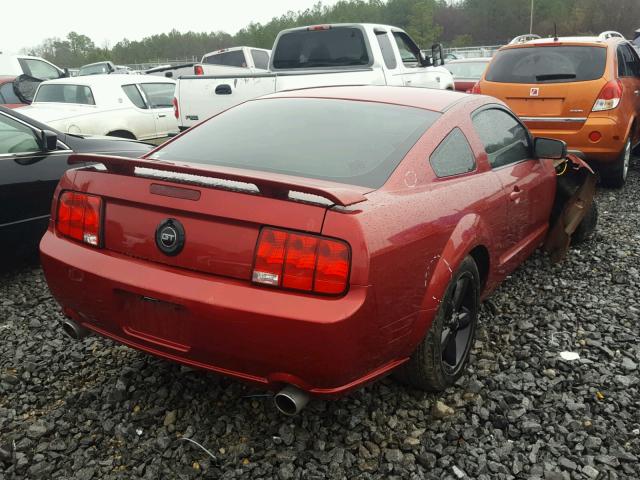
<box><xmin>24</xmin><ymin>0</ymin><xmax>640</xmax><ymax>67</ymax></box>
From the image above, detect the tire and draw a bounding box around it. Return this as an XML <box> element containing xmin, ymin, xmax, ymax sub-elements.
<box><xmin>394</xmin><ymin>256</ymin><xmax>480</xmax><ymax>391</ymax></box>
<box><xmin>571</xmin><ymin>200</ymin><xmax>598</xmax><ymax>245</ymax></box>
<box><xmin>601</xmin><ymin>137</ymin><xmax>631</xmax><ymax>188</ymax></box>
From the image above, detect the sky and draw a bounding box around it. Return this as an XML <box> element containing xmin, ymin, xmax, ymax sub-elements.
<box><xmin>3</xmin><ymin>0</ymin><xmax>342</xmax><ymax>54</ymax></box>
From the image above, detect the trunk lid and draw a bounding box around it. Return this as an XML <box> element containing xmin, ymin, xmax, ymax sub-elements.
<box><xmin>69</xmin><ymin>154</ymin><xmax>369</xmax><ymax>281</ymax></box>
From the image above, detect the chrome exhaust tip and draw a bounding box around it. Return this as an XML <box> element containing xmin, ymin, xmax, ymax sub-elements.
<box><xmin>274</xmin><ymin>385</ymin><xmax>310</xmax><ymax>416</ymax></box>
<box><xmin>61</xmin><ymin>319</ymin><xmax>89</xmax><ymax>340</ymax></box>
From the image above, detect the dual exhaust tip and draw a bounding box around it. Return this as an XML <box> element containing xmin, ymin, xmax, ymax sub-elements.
<box><xmin>61</xmin><ymin>319</ymin><xmax>310</xmax><ymax>414</ymax></box>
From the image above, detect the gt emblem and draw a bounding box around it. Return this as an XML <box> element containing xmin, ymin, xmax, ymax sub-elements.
<box><xmin>530</xmin><ymin>87</ymin><xmax>540</xmax><ymax>97</ymax></box>
<box><xmin>155</xmin><ymin>218</ymin><xmax>185</xmax><ymax>256</ymax></box>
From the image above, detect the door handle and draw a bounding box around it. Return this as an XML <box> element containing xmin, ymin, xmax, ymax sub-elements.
<box><xmin>215</xmin><ymin>84</ymin><xmax>232</xmax><ymax>95</ymax></box>
<box><xmin>157</xmin><ymin>114</ymin><xmax>167</xmax><ymax>118</ymax></box>
<box><xmin>509</xmin><ymin>186</ymin><xmax>523</xmax><ymax>201</ymax></box>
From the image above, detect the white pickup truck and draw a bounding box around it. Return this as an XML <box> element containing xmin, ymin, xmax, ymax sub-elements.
<box><xmin>175</xmin><ymin>24</ymin><xmax>454</xmax><ymax>129</ymax></box>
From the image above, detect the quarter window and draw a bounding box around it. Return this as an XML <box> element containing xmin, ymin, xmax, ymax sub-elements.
<box><xmin>138</xmin><ymin>83</ymin><xmax>175</xmax><ymax>109</ymax></box>
<box><xmin>472</xmin><ymin>109</ymin><xmax>530</xmax><ymax>168</ymax></box>
<box><xmin>375</xmin><ymin>31</ymin><xmax>397</xmax><ymax>69</ymax></box>
<box><xmin>0</xmin><ymin>113</ymin><xmax>40</xmax><ymax>154</ymax></box>
<box><xmin>251</xmin><ymin>50</ymin><xmax>270</xmax><ymax>70</ymax></box>
<box><xmin>620</xmin><ymin>44</ymin><xmax>640</xmax><ymax>77</ymax></box>
<box><xmin>430</xmin><ymin>128</ymin><xmax>476</xmax><ymax>178</ymax></box>
<box><xmin>122</xmin><ymin>84</ymin><xmax>147</xmax><ymax>109</ymax></box>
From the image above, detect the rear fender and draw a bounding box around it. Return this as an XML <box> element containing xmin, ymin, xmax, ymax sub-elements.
<box><xmin>404</xmin><ymin>214</ymin><xmax>491</xmax><ymax>353</ymax></box>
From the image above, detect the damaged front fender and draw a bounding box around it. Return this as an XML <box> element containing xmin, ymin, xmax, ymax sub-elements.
<box><xmin>544</xmin><ymin>154</ymin><xmax>598</xmax><ymax>263</ymax></box>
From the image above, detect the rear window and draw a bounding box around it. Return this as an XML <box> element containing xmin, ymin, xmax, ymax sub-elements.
<box><xmin>149</xmin><ymin>98</ymin><xmax>439</xmax><ymax>188</ymax></box>
<box><xmin>485</xmin><ymin>46</ymin><xmax>607</xmax><ymax>83</ymax></box>
<box><xmin>446</xmin><ymin>61</ymin><xmax>489</xmax><ymax>79</ymax></box>
<box><xmin>34</xmin><ymin>84</ymin><xmax>95</xmax><ymax>105</ymax></box>
<box><xmin>78</xmin><ymin>63</ymin><xmax>111</xmax><ymax>76</ymax></box>
<box><xmin>203</xmin><ymin>50</ymin><xmax>246</xmax><ymax>67</ymax></box>
<box><xmin>272</xmin><ymin>27</ymin><xmax>370</xmax><ymax>69</ymax></box>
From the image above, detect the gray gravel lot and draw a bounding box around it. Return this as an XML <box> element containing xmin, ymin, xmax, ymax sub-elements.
<box><xmin>1</xmin><ymin>161</ymin><xmax>639</xmax><ymax>480</ymax></box>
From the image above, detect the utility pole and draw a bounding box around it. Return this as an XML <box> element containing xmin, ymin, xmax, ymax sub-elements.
<box><xmin>530</xmin><ymin>0</ymin><xmax>534</xmax><ymax>34</ymax></box>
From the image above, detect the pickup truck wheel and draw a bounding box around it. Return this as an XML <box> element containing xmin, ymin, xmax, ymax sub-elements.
<box><xmin>601</xmin><ymin>137</ymin><xmax>631</xmax><ymax>188</ymax></box>
<box><xmin>394</xmin><ymin>256</ymin><xmax>479</xmax><ymax>391</ymax></box>
<box><xmin>571</xmin><ymin>200</ymin><xmax>598</xmax><ymax>246</ymax></box>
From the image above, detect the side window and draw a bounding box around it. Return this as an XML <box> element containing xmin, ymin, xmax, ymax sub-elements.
<box><xmin>0</xmin><ymin>83</ymin><xmax>21</xmax><ymax>104</ymax></box>
<box><xmin>472</xmin><ymin>109</ymin><xmax>531</xmax><ymax>169</ymax></box>
<box><xmin>430</xmin><ymin>128</ymin><xmax>476</xmax><ymax>178</ymax></box>
<box><xmin>0</xmin><ymin>113</ymin><xmax>40</xmax><ymax>154</ymax></box>
<box><xmin>392</xmin><ymin>32</ymin><xmax>421</xmax><ymax>66</ymax></box>
<box><xmin>20</xmin><ymin>59</ymin><xmax>61</xmax><ymax>80</ymax></box>
<box><xmin>251</xmin><ymin>50</ymin><xmax>269</xmax><ymax>70</ymax></box>
<box><xmin>375</xmin><ymin>31</ymin><xmax>397</xmax><ymax>69</ymax></box>
<box><xmin>623</xmin><ymin>44</ymin><xmax>640</xmax><ymax>77</ymax></box>
<box><xmin>122</xmin><ymin>85</ymin><xmax>147</xmax><ymax>109</ymax></box>
<box><xmin>138</xmin><ymin>83</ymin><xmax>175</xmax><ymax>109</ymax></box>
<box><xmin>617</xmin><ymin>47</ymin><xmax>629</xmax><ymax>77</ymax></box>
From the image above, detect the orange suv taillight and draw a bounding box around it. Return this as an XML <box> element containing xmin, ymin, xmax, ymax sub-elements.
<box><xmin>56</xmin><ymin>191</ymin><xmax>103</xmax><ymax>247</ymax></box>
<box><xmin>592</xmin><ymin>79</ymin><xmax>622</xmax><ymax>111</ymax></box>
<box><xmin>252</xmin><ymin>227</ymin><xmax>351</xmax><ymax>295</ymax></box>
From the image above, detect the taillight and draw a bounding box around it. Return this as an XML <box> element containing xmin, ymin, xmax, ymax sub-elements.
<box><xmin>252</xmin><ymin>227</ymin><xmax>351</xmax><ymax>295</ymax></box>
<box><xmin>56</xmin><ymin>191</ymin><xmax>103</xmax><ymax>247</ymax></box>
<box><xmin>194</xmin><ymin>65</ymin><xmax>204</xmax><ymax>75</ymax></box>
<box><xmin>172</xmin><ymin>97</ymin><xmax>179</xmax><ymax>119</ymax></box>
<box><xmin>592</xmin><ymin>80</ymin><xmax>622</xmax><ymax>111</ymax></box>
<box><xmin>470</xmin><ymin>82</ymin><xmax>481</xmax><ymax>94</ymax></box>
<box><xmin>307</xmin><ymin>25</ymin><xmax>331</xmax><ymax>31</ymax></box>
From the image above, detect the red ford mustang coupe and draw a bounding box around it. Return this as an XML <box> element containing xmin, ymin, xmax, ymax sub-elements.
<box><xmin>40</xmin><ymin>86</ymin><xmax>594</xmax><ymax>414</ymax></box>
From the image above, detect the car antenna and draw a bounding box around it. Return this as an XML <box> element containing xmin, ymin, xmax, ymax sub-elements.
<box><xmin>554</xmin><ymin>23</ymin><xmax>558</xmax><ymax>41</ymax></box>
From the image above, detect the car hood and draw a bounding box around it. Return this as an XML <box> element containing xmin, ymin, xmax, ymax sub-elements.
<box><xmin>19</xmin><ymin>103</ymin><xmax>98</xmax><ymax>123</ymax></box>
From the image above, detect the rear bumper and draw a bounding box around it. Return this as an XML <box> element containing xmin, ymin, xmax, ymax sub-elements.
<box><xmin>40</xmin><ymin>232</ymin><xmax>398</xmax><ymax>397</ymax></box>
<box><xmin>526</xmin><ymin>115</ymin><xmax>625</xmax><ymax>163</ymax></box>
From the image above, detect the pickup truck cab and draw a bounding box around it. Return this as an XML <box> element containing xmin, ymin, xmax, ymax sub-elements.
<box><xmin>175</xmin><ymin>24</ymin><xmax>454</xmax><ymax>129</ymax></box>
<box><xmin>195</xmin><ymin>46</ymin><xmax>271</xmax><ymax>76</ymax></box>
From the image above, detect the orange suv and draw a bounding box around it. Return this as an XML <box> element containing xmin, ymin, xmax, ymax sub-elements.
<box><xmin>476</xmin><ymin>34</ymin><xmax>640</xmax><ymax>187</ymax></box>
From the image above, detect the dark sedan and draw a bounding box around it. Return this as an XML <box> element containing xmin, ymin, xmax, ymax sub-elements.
<box><xmin>0</xmin><ymin>105</ymin><xmax>152</xmax><ymax>256</ymax></box>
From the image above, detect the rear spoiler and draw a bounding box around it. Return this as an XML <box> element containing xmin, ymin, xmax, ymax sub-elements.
<box><xmin>68</xmin><ymin>154</ymin><xmax>369</xmax><ymax>207</ymax></box>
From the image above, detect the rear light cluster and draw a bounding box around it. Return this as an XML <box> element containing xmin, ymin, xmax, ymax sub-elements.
<box><xmin>252</xmin><ymin>227</ymin><xmax>350</xmax><ymax>295</ymax></box>
<box><xmin>56</xmin><ymin>191</ymin><xmax>103</xmax><ymax>247</ymax></box>
<box><xmin>592</xmin><ymin>79</ymin><xmax>622</xmax><ymax>111</ymax></box>
<box><xmin>194</xmin><ymin>65</ymin><xmax>204</xmax><ymax>75</ymax></box>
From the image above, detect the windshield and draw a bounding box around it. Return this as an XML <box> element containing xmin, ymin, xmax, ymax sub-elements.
<box><xmin>272</xmin><ymin>27</ymin><xmax>370</xmax><ymax>69</ymax></box>
<box><xmin>150</xmin><ymin>98</ymin><xmax>440</xmax><ymax>188</ymax></box>
<box><xmin>78</xmin><ymin>63</ymin><xmax>111</xmax><ymax>76</ymax></box>
<box><xmin>446</xmin><ymin>61</ymin><xmax>489</xmax><ymax>79</ymax></box>
<box><xmin>34</xmin><ymin>84</ymin><xmax>95</xmax><ymax>105</ymax></box>
<box><xmin>485</xmin><ymin>46</ymin><xmax>607</xmax><ymax>83</ymax></box>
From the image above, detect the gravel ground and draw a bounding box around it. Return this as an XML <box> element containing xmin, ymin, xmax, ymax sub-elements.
<box><xmin>1</xmin><ymin>161</ymin><xmax>639</xmax><ymax>480</ymax></box>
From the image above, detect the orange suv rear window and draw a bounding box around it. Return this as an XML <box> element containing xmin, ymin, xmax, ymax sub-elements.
<box><xmin>486</xmin><ymin>46</ymin><xmax>607</xmax><ymax>84</ymax></box>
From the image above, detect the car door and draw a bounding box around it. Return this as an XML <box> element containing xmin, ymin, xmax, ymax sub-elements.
<box><xmin>390</xmin><ymin>31</ymin><xmax>440</xmax><ymax>88</ymax></box>
<box><xmin>471</xmin><ymin>107</ymin><xmax>555</xmax><ymax>272</ymax></box>
<box><xmin>0</xmin><ymin>111</ymin><xmax>72</xmax><ymax>249</ymax></box>
<box><xmin>137</xmin><ymin>82</ymin><xmax>178</xmax><ymax>138</ymax></box>
<box><xmin>121</xmin><ymin>84</ymin><xmax>158</xmax><ymax>140</ymax></box>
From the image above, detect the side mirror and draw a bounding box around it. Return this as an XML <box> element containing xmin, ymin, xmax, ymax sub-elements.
<box><xmin>534</xmin><ymin>137</ymin><xmax>567</xmax><ymax>159</ymax></box>
<box><xmin>420</xmin><ymin>51</ymin><xmax>432</xmax><ymax>67</ymax></box>
<box><xmin>431</xmin><ymin>43</ymin><xmax>445</xmax><ymax>67</ymax></box>
<box><xmin>62</xmin><ymin>68</ymin><xmax>70</xmax><ymax>78</ymax></box>
<box><xmin>41</xmin><ymin>130</ymin><xmax>58</xmax><ymax>152</ymax></box>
